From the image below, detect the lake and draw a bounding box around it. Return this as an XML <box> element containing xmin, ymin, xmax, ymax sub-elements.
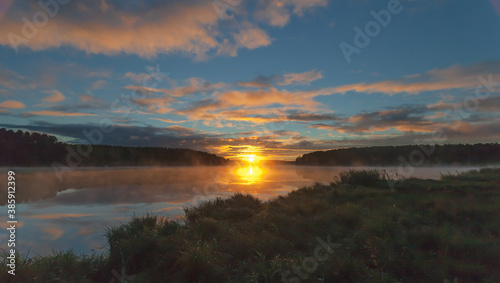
<box><xmin>0</xmin><ymin>165</ymin><xmax>481</xmax><ymax>256</ymax></box>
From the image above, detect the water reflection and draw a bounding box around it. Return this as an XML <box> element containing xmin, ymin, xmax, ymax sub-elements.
<box><xmin>235</xmin><ymin>165</ymin><xmax>265</xmax><ymax>184</ymax></box>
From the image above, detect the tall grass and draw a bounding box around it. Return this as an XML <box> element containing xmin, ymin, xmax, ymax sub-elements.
<box><xmin>334</xmin><ymin>168</ymin><xmax>404</xmax><ymax>188</ymax></box>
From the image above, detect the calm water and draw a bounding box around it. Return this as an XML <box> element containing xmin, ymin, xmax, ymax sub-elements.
<box><xmin>0</xmin><ymin>165</ymin><xmax>480</xmax><ymax>256</ymax></box>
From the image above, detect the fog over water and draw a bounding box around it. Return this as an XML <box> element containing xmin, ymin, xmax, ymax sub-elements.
<box><xmin>0</xmin><ymin>165</ymin><xmax>480</xmax><ymax>255</ymax></box>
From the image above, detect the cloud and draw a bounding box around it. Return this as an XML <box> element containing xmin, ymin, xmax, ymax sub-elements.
<box><xmin>0</xmin><ymin>100</ymin><xmax>25</xmax><ymax>109</ymax></box>
<box><xmin>171</xmin><ymin>80</ymin><xmax>342</xmax><ymax>125</ymax></box>
<box><xmin>237</xmin><ymin>75</ymin><xmax>282</xmax><ymax>88</ymax></box>
<box><xmin>443</xmin><ymin>120</ymin><xmax>500</xmax><ymax>141</ymax></box>
<box><xmin>308</xmin><ymin>123</ymin><xmax>337</xmax><ymax>131</ymax></box>
<box><xmin>150</xmin><ymin>118</ymin><xmax>188</xmax><ymax>124</ymax></box>
<box><xmin>215</xmin><ymin>108</ymin><xmax>284</xmax><ymax>124</ymax></box>
<box><xmin>125</xmin><ymin>78</ymin><xmax>224</xmax><ymax>97</ymax></box>
<box><xmin>0</xmin><ymin>0</ymin><xmax>273</xmax><ymax>60</ymax></box>
<box><xmin>131</xmin><ymin>97</ymin><xmax>177</xmax><ymax>114</ymax></box>
<box><xmin>124</xmin><ymin>85</ymin><xmax>162</xmax><ymax>95</ymax></box>
<box><xmin>237</xmin><ymin>70</ymin><xmax>323</xmax><ymax>88</ymax></box>
<box><xmin>429</xmin><ymin>94</ymin><xmax>500</xmax><ymax>113</ymax></box>
<box><xmin>308</xmin><ymin>95</ymin><xmax>500</xmax><ymax>138</ymax></box>
<box><xmin>42</xmin><ymin>90</ymin><xmax>65</xmax><ymax>103</ymax></box>
<box><xmin>27</xmin><ymin>111</ymin><xmax>98</xmax><ymax>117</ymax></box>
<box><xmin>0</xmin><ymin>65</ymin><xmax>40</xmax><ymax>90</ymax></box>
<box><xmin>331</xmin><ymin>61</ymin><xmax>500</xmax><ymax>95</ymax></box>
<box><xmin>124</xmin><ymin>72</ymin><xmax>146</xmax><ymax>84</ymax></box>
<box><xmin>175</xmin><ymin>87</ymin><xmax>327</xmax><ymax>123</ymax></box>
<box><xmin>91</xmin><ymin>79</ymin><xmax>107</xmax><ymax>89</ymax></box>
<box><xmin>286</xmin><ymin>111</ymin><xmax>338</xmax><ymax>121</ymax></box>
<box><xmin>130</xmin><ymin>74</ymin><xmax>313</xmax><ymax>122</ymax></box>
<box><xmin>255</xmin><ymin>0</ymin><xmax>328</xmax><ymax>27</ymax></box>
<box><xmin>309</xmin><ymin>106</ymin><xmax>447</xmax><ymax>134</ymax></box>
<box><xmin>282</xmin><ymin>70</ymin><xmax>323</xmax><ymax>85</ymax></box>
<box><xmin>80</xmin><ymin>94</ymin><xmax>100</xmax><ymax>103</ymax></box>
<box><xmin>218</xmin><ymin>88</ymin><xmax>320</xmax><ymax>108</ymax></box>
<box><xmin>48</xmin><ymin>94</ymin><xmax>108</xmax><ymax>112</ymax></box>
<box><xmin>0</xmin><ymin>67</ymin><xmax>23</xmax><ymax>89</ymax></box>
<box><xmin>233</xmin><ymin>23</ymin><xmax>273</xmax><ymax>49</ymax></box>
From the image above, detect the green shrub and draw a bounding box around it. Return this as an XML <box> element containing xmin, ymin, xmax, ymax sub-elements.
<box><xmin>334</xmin><ymin>169</ymin><xmax>403</xmax><ymax>188</ymax></box>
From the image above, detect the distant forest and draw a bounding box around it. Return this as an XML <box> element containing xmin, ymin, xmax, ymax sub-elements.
<box><xmin>0</xmin><ymin>128</ymin><xmax>228</xmax><ymax>167</ymax></box>
<box><xmin>295</xmin><ymin>144</ymin><xmax>500</xmax><ymax>166</ymax></box>
<box><xmin>3</xmin><ymin>128</ymin><xmax>500</xmax><ymax>167</ymax></box>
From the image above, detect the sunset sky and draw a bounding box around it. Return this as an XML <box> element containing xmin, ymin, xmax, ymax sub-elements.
<box><xmin>0</xmin><ymin>0</ymin><xmax>499</xmax><ymax>160</ymax></box>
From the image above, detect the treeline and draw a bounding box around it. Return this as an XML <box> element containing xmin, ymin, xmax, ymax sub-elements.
<box><xmin>0</xmin><ymin>128</ymin><xmax>228</xmax><ymax>167</ymax></box>
<box><xmin>295</xmin><ymin>143</ymin><xmax>500</xmax><ymax>166</ymax></box>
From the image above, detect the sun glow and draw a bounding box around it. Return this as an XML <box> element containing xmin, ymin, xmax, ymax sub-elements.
<box><xmin>241</xmin><ymin>154</ymin><xmax>258</xmax><ymax>163</ymax></box>
<box><xmin>235</xmin><ymin>165</ymin><xmax>265</xmax><ymax>184</ymax></box>
<box><xmin>234</xmin><ymin>152</ymin><xmax>267</xmax><ymax>184</ymax></box>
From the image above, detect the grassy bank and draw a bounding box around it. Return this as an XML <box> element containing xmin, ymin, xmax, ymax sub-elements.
<box><xmin>2</xmin><ymin>168</ymin><xmax>500</xmax><ymax>282</ymax></box>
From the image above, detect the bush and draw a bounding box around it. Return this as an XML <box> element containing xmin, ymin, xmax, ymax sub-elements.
<box><xmin>335</xmin><ymin>169</ymin><xmax>387</xmax><ymax>187</ymax></box>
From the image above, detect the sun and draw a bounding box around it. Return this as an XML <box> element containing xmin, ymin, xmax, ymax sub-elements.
<box><xmin>240</xmin><ymin>154</ymin><xmax>260</xmax><ymax>164</ymax></box>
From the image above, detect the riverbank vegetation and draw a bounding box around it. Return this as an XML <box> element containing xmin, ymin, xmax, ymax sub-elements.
<box><xmin>1</xmin><ymin>168</ymin><xmax>499</xmax><ymax>282</ymax></box>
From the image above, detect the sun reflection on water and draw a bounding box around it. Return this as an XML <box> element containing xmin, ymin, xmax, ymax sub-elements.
<box><xmin>235</xmin><ymin>165</ymin><xmax>265</xmax><ymax>184</ymax></box>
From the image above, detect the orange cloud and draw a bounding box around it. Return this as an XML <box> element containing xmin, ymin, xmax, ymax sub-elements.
<box><xmin>91</xmin><ymin>79</ymin><xmax>107</xmax><ymax>90</ymax></box>
<box><xmin>233</xmin><ymin>24</ymin><xmax>273</xmax><ymax>49</ymax></box>
<box><xmin>218</xmin><ymin>88</ymin><xmax>321</xmax><ymax>109</ymax></box>
<box><xmin>42</xmin><ymin>90</ymin><xmax>65</xmax><ymax>103</ymax></box>
<box><xmin>331</xmin><ymin>62</ymin><xmax>500</xmax><ymax>95</ymax></box>
<box><xmin>282</xmin><ymin>70</ymin><xmax>323</xmax><ymax>85</ymax></box>
<box><xmin>132</xmin><ymin>97</ymin><xmax>176</xmax><ymax>114</ymax></box>
<box><xmin>172</xmin><ymin>85</ymin><xmax>336</xmax><ymax>125</ymax></box>
<box><xmin>255</xmin><ymin>0</ymin><xmax>328</xmax><ymax>27</ymax></box>
<box><xmin>0</xmin><ymin>1</ymin><xmax>272</xmax><ymax>59</ymax></box>
<box><xmin>150</xmin><ymin>118</ymin><xmax>188</xmax><ymax>124</ymax></box>
<box><xmin>0</xmin><ymin>100</ymin><xmax>25</xmax><ymax>109</ymax></box>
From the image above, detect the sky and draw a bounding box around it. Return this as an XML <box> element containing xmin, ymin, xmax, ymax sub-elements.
<box><xmin>0</xmin><ymin>0</ymin><xmax>499</xmax><ymax>160</ymax></box>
